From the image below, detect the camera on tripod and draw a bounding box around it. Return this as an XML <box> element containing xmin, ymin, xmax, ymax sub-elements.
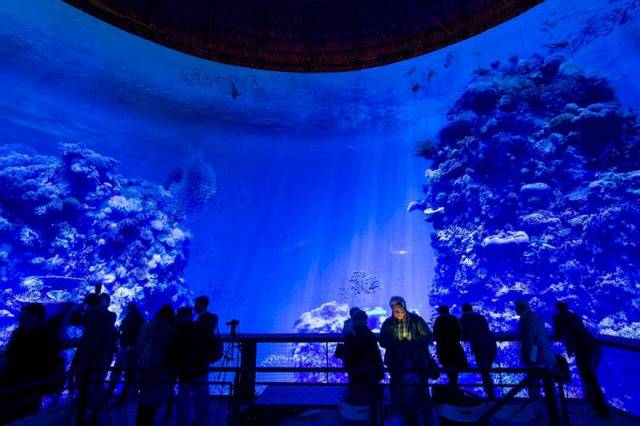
<box><xmin>226</xmin><ymin>319</ymin><xmax>239</xmax><ymax>337</ymax></box>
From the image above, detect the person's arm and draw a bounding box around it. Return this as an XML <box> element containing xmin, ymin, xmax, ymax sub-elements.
<box><xmin>415</xmin><ymin>316</ymin><xmax>433</xmax><ymax>346</ymax></box>
<box><xmin>367</xmin><ymin>332</ymin><xmax>385</xmax><ymax>381</ymax></box>
<box><xmin>519</xmin><ymin>316</ymin><xmax>536</xmax><ymax>365</ymax></box>
<box><xmin>459</xmin><ymin>317</ymin><xmax>469</xmax><ymax>341</ymax></box>
<box><xmin>433</xmin><ymin>318</ymin><xmax>441</xmax><ymax>342</ymax></box>
<box><xmin>378</xmin><ymin>319</ymin><xmax>393</xmax><ymax>349</ymax></box>
<box><xmin>343</xmin><ymin>335</ymin><xmax>353</xmax><ymax>369</ymax></box>
<box><xmin>454</xmin><ymin>318</ymin><xmax>463</xmax><ymax>341</ymax></box>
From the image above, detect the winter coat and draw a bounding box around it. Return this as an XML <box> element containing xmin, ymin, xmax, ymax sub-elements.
<box><xmin>379</xmin><ymin>312</ymin><xmax>433</xmax><ymax>376</ymax></box>
<box><xmin>518</xmin><ymin>309</ymin><xmax>555</xmax><ymax>368</ymax></box>
<box><xmin>553</xmin><ymin>310</ymin><xmax>600</xmax><ymax>358</ymax></box>
<box><xmin>136</xmin><ymin>317</ymin><xmax>176</xmax><ymax>406</ymax></box>
<box><xmin>344</xmin><ymin>325</ymin><xmax>384</xmax><ymax>384</ymax></box>
<box><xmin>460</xmin><ymin>311</ymin><xmax>497</xmax><ymax>361</ymax></box>
<box><xmin>433</xmin><ymin>314</ymin><xmax>468</xmax><ymax>369</ymax></box>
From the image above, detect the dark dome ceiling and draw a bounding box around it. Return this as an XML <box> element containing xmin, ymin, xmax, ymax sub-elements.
<box><xmin>64</xmin><ymin>0</ymin><xmax>544</xmax><ymax>72</ymax></box>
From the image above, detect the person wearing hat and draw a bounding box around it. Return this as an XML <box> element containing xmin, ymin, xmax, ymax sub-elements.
<box><xmin>379</xmin><ymin>296</ymin><xmax>434</xmax><ymax>425</ymax></box>
<box><xmin>514</xmin><ymin>299</ymin><xmax>556</xmax><ymax>399</ymax></box>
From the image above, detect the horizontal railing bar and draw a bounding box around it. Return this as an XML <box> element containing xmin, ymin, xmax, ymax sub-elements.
<box><xmin>212</xmin><ymin>332</ymin><xmax>640</xmax><ymax>351</ymax></box>
<box><xmin>20</xmin><ymin>333</ymin><xmax>640</xmax><ymax>351</ymax></box>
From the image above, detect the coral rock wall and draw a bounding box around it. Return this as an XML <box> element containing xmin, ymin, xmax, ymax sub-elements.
<box><xmin>415</xmin><ymin>54</ymin><xmax>640</xmax><ymax>336</ymax></box>
<box><xmin>0</xmin><ymin>144</ymin><xmax>191</xmax><ymax>338</ymax></box>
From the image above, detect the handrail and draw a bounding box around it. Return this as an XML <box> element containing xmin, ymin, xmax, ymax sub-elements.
<box><xmin>7</xmin><ymin>332</ymin><xmax>639</xmax><ymax>350</ymax></box>
<box><xmin>210</xmin><ymin>332</ymin><xmax>640</xmax><ymax>351</ymax></box>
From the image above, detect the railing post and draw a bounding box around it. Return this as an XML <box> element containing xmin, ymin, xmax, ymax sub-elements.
<box><xmin>238</xmin><ymin>337</ymin><xmax>257</xmax><ymax>400</ymax></box>
<box><xmin>543</xmin><ymin>373</ymin><xmax>559</xmax><ymax>426</ymax></box>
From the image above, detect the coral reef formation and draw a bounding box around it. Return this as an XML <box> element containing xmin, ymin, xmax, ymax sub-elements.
<box><xmin>411</xmin><ymin>54</ymin><xmax>640</xmax><ymax>337</ymax></box>
<box><xmin>0</xmin><ymin>143</ymin><xmax>192</xmax><ymax>339</ymax></box>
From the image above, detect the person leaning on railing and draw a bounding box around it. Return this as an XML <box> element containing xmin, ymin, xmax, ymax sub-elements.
<box><xmin>460</xmin><ymin>303</ymin><xmax>497</xmax><ymax>400</ymax></box>
<box><xmin>553</xmin><ymin>302</ymin><xmax>611</xmax><ymax>419</ymax></box>
<box><xmin>514</xmin><ymin>300</ymin><xmax>556</xmax><ymax>400</ymax></box>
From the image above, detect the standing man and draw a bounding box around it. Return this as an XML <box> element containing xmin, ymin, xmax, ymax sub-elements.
<box><xmin>460</xmin><ymin>303</ymin><xmax>497</xmax><ymax>400</ymax></box>
<box><xmin>380</xmin><ymin>296</ymin><xmax>434</xmax><ymax>425</ymax></box>
<box><xmin>553</xmin><ymin>302</ymin><xmax>610</xmax><ymax>419</ymax></box>
<box><xmin>514</xmin><ymin>300</ymin><xmax>555</xmax><ymax>399</ymax></box>
<box><xmin>433</xmin><ymin>305</ymin><xmax>468</xmax><ymax>388</ymax></box>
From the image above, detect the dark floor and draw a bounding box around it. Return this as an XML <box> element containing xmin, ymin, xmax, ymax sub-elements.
<box><xmin>8</xmin><ymin>398</ymin><xmax>640</xmax><ymax>426</ymax></box>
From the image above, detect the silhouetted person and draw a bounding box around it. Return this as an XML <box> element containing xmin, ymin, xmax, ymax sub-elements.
<box><xmin>380</xmin><ymin>296</ymin><xmax>434</xmax><ymax>426</ymax></box>
<box><xmin>460</xmin><ymin>303</ymin><xmax>497</xmax><ymax>399</ymax></box>
<box><xmin>553</xmin><ymin>302</ymin><xmax>610</xmax><ymax>419</ymax></box>
<box><xmin>174</xmin><ymin>311</ymin><xmax>219</xmax><ymax>426</ymax></box>
<box><xmin>0</xmin><ymin>303</ymin><xmax>62</xmax><ymax>423</ymax></box>
<box><xmin>515</xmin><ymin>300</ymin><xmax>555</xmax><ymax>399</ymax></box>
<box><xmin>72</xmin><ymin>292</ymin><xmax>117</xmax><ymax>426</ymax></box>
<box><xmin>136</xmin><ymin>305</ymin><xmax>177</xmax><ymax>426</ymax></box>
<box><xmin>342</xmin><ymin>307</ymin><xmax>363</xmax><ymax>337</ymax></box>
<box><xmin>193</xmin><ymin>295</ymin><xmax>209</xmax><ymax>319</ymax></box>
<box><xmin>110</xmin><ymin>302</ymin><xmax>146</xmax><ymax>404</ymax></box>
<box><xmin>167</xmin><ymin>306</ymin><xmax>195</xmax><ymax>422</ymax></box>
<box><xmin>343</xmin><ymin>310</ymin><xmax>384</xmax><ymax>424</ymax></box>
<box><xmin>433</xmin><ymin>306</ymin><xmax>468</xmax><ymax>388</ymax></box>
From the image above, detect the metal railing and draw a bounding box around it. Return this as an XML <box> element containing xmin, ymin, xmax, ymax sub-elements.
<box><xmin>0</xmin><ymin>333</ymin><xmax>637</xmax><ymax>425</ymax></box>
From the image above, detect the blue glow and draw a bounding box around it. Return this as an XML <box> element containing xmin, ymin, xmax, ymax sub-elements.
<box><xmin>0</xmin><ymin>0</ymin><xmax>639</xmax><ymax>414</ymax></box>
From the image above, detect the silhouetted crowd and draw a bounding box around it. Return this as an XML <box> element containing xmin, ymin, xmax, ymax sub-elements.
<box><xmin>0</xmin><ymin>291</ymin><xmax>221</xmax><ymax>426</ymax></box>
<box><xmin>340</xmin><ymin>296</ymin><xmax>611</xmax><ymax>425</ymax></box>
<box><xmin>0</xmin><ymin>291</ymin><xmax>612</xmax><ymax>426</ymax></box>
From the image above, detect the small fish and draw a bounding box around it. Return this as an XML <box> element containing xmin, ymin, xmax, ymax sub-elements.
<box><xmin>411</xmin><ymin>83</ymin><xmax>422</xmax><ymax>93</ymax></box>
<box><xmin>229</xmin><ymin>80</ymin><xmax>242</xmax><ymax>99</ymax></box>
<box><xmin>543</xmin><ymin>41</ymin><xmax>569</xmax><ymax>49</ymax></box>
<box><xmin>444</xmin><ymin>51</ymin><xmax>456</xmax><ymax>68</ymax></box>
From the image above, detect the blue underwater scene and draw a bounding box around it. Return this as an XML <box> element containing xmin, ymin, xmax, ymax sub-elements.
<box><xmin>1</xmin><ymin>0</ymin><xmax>639</xmax><ymax>415</ymax></box>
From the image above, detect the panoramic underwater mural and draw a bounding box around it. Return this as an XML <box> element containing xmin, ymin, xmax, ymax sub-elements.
<box><xmin>0</xmin><ymin>0</ymin><xmax>639</xmax><ymax>415</ymax></box>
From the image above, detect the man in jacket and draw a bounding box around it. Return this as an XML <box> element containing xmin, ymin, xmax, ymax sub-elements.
<box><xmin>380</xmin><ymin>296</ymin><xmax>434</xmax><ymax>425</ymax></box>
<box><xmin>515</xmin><ymin>300</ymin><xmax>555</xmax><ymax>399</ymax></box>
<box><xmin>460</xmin><ymin>303</ymin><xmax>497</xmax><ymax>399</ymax></box>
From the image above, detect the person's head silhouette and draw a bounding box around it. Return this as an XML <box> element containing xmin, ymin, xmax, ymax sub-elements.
<box><xmin>194</xmin><ymin>296</ymin><xmax>209</xmax><ymax>315</ymax></box>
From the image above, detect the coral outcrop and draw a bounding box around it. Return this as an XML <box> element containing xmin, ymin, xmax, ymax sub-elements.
<box><xmin>290</xmin><ymin>302</ymin><xmax>387</xmax><ymax>383</ymax></box>
<box><xmin>0</xmin><ymin>143</ymin><xmax>192</xmax><ymax>339</ymax></box>
<box><xmin>412</xmin><ymin>54</ymin><xmax>640</xmax><ymax>338</ymax></box>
